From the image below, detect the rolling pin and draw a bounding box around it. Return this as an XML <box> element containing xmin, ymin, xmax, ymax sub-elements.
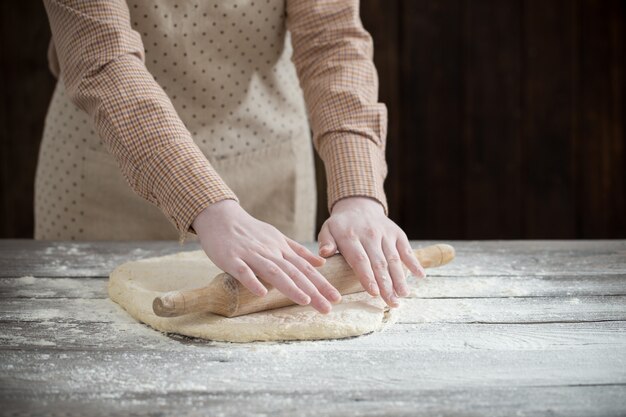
<box><xmin>153</xmin><ymin>243</ymin><xmax>455</xmax><ymax>318</ymax></box>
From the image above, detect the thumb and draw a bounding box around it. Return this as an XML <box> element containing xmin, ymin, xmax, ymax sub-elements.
<box><xmin>318</xmin><ymin>224</ymin><xmax>337</xmax><ymax>257</ymax></box>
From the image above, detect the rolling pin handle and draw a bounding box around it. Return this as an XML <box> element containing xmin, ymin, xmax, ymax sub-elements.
<box><xmin>414</xmin><ymin>243</ymin><xmax>455</xmax><ymax>268</ymax></box>
<box><xmin>152</xmin><ymin>292</ymin><xmax>181</xmax><ymax>317</ymax></box>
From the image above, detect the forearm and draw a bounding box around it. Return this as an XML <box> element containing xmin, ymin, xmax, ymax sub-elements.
<box><xmin>286</xmin><ymin>0</ymin><xmax>389</xmax><ymax>215</ymax></box>
<box><xmin>43</xmin><ymin>0</ymin><xmax>238</xmax><ymax>240</ymax></box>
<box><xmin>76</xmin><ymin>54</ymin><xmax>238</xmax><ymax>234</ymax></box>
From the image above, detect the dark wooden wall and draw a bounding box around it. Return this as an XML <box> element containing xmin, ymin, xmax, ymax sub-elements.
<box><xmin>359</xmin><ymin>0</ymin><xmax>625</xmax><ymax>239</ymax></box>
<box><xmin>0</xmin><ymin>2</ymin><xmax>57</xmax><ymax>239</ymax></box>
<box><xmin>1</xmin><ymin>0</ymin><xmax>625</xmax><ymax>240</ymax></box>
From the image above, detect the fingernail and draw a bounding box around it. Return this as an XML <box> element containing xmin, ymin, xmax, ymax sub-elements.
<box><xmin>300</xmin><ymin>295</ymin><xmax>311</xmax><ymax>305</ymax></box>
<box><xmin>390</xmin><ymin>295</ymin><xmax>400</xmax><ymax>306</ymax></box>
<box><xmin>320</xmin><ymin>300</ymin><xmax>332</xmax><ymax>314</ymax></box>
<box><xmin>320</xmin><ymin>244</ymin><xmax>332</xmax><ymax>253</ymax></box>
<box><xmin>330</xmin><ymin>290</ymin><xmax>342</xmax><ymax>303</ymax></box>
<box><xmin>368</xmin><ymin>282</ymin><xmax>379</xmax><ymax>296</ymax></box>
<box><xmin>398</xmin><ymin>287</ymin><xmax>410</xmax><ymax>297</ymax></box>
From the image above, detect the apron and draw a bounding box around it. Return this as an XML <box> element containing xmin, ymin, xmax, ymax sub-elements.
<box><xmin>34</xmin><ymin>0</ymin><xmax>317</xmax><ymax>242</ymax></box>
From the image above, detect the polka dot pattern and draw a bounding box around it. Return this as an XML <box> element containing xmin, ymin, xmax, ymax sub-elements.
<box><xmin>129</xmin><ymin>0</ymin><xmax>308</xmax><ymax>161</ymax></box>
<box><xmin>35</xmin><ymin>85</ymin><xmax>96</xmax><ymax>240</ymax></box>
<box><xmin>35</xmin><ymin>0</ymin><xmax>310</xmax><ymax>240</ymax></box>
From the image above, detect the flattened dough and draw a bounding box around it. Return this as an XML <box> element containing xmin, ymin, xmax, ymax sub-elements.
<box><xmin>108</xmin><ymin>251</ymin><xmax>395</xmax><ymax>342</ymax></box>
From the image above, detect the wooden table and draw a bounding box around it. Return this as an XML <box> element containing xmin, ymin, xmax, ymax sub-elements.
<box><xmin>1</xmin><ymin>240</ymin><xmax>625</xmax><ymax>416</ymax></box>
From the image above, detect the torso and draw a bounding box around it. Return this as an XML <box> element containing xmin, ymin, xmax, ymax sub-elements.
<box><xmin>35</xmin><ymin>0</ymin><xmax>317</xmax><ymax>241</ymax></box>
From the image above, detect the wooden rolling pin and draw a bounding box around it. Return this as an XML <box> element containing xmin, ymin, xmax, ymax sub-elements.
<box><xmin>153</xmin><ymin>243</ymin><xmax>455</xmax><ymax>318</ymax></box>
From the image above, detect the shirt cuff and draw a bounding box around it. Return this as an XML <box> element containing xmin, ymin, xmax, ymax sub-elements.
<box><xmin>138</xmin><ymin>137</ymin><xmax>239</xmax><ymax>242</ymax></box>
<box><xmin>318</xmin><ymin>133</ymin><xmax>389</xmax><ymax>216</ymax></box>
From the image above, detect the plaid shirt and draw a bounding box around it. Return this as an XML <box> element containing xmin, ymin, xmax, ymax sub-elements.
<box><xmin>43</xmin><ymin>0</ymin><xmax>388</xmax><ymax>241</ymax></box>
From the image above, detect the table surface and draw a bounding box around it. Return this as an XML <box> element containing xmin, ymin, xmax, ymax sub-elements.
<box><xmin>1</xmin><ymin>239</ymin><xmax>625</xmax><ymax>416</ymax></box>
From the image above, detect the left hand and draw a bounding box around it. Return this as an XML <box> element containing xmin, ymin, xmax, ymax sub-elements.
<box><xmin>318</xmin><ymin>196</ymin><xmax>426</xmax><ymax>308</ymax></box>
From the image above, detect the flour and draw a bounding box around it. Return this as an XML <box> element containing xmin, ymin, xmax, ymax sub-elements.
<box><xmin>0</xmin><ymin>333</ymin><xmax>56</xmax><ymax>347</ymax></box>
<box><xmin>409</xmin><ymin>276</ymin><xmax>531</xmax><ymax>298</ymax></box>
<box><xmin>16</xmin><ymin>276</ymin><xmax>37</xmax><ymax>285</ymax></box>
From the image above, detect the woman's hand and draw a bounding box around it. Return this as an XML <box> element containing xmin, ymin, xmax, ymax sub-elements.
<box><xmin>317</xmin><ymin>196</ymin><xmax>426</xmax><ymax>308</ymax></box>
<box><xmin>192</xmin><ymin>199</ymin><xmax>342</xmax><ymax>314</ymax></box>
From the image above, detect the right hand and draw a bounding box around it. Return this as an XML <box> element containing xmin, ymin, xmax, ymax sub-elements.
<box><xmin>192</xmin><ymin>199</ymin><xmax>342</xmax><ymax>314</ymax></box>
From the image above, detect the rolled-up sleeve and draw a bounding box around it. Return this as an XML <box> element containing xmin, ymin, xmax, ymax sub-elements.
<box><xmin>43</xmin><ymin>0</ymin><xmax>239</xmax><ymax>241</ymax></box>
<box><xmin>286</xmin><ymin>0</ymin><xmax>389</xmax><ymax>216</ymax></box>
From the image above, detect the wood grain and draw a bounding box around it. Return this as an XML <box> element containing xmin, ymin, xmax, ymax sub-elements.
<box><xmin>401</xmin><ymin>0</ymin><xmax>466</xmax><ymax>239</ymax></box>
<box><xmin>523</xmin><ymin>0</ymin><xmax>577</xmax><ymax>238</ymax></box>
<box><xmin>2</xmin><ymin>1</ymin><xmax>625</xmax><ymax>240</ymax></box>
<box><xmin>2</xmin><ymin>319</ymin><xmax>624</xmax><ymax>352</ymax></box>
<box><xmin>1</xmin><ymin>240</ymin><xmax>625</xmax><ymax>416</ymax></box>
<box><xmin>0</xmin><ymin>2</ymin><xmax>55</xmax><ymax>238</ymax></box>
<box><xmin>464</xmin><ymin>0</ymin><xmax>523</xmax><ymax>238</ymax></box>
<box><xmin>3</xmin><ymin>273</ymin><xmax>626</xmax><ymax>300</ymax></box>
<box><xmin>3</xmin><ymin>295</ymin><xmax>625</xmax><ymax>325</ymax></box>
<box><xmin>2</xmin><ymin>240</ymin><xmax>623</xmax><ymax>278</ymax></box>
<box><xmin>576</xmin><ymin>0</ymin><xmax>626</xmax><ymax>237</ymax></box>
<box><xmin>1</xmin><ymin>386</ymin><xmax>625</xmax><ymax>417</ymax></box>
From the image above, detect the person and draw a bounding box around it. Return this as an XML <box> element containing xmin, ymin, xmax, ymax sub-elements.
<box><xmin>38</xmin><ymin>0</ymin><xmax>425</xmax><ymax>314</ymax></box>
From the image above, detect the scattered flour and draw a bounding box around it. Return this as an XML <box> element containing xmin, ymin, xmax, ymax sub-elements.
<box><xmin>0</xmin><ymin>333</ymin><xmax>56</xmax><ymax>347</ymax></box>
<box><xmin>409</xmin><ymin>276</ymin><xmax>530</xmax><ymax>298</ymax></box>
<box><xmin>17</xmin><ymin>276</ymin><xmax>36</xmax><ymax>285</ymax></box>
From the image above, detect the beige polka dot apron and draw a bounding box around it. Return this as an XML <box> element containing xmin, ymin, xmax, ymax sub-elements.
<box><xmin>35</xmin><ymin>0</ymin><xmax>317</xmax><ymax>242</ymax></box>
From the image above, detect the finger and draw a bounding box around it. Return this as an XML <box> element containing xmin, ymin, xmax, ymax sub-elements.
<box><xmin>286</xmin><ymin>236</ymin><xmax>326</xmax><ymax>267</ymax></box>
<box><xmin>338</xmin><ymin>236</ymin><xmax>379</xmax><ymax>297</ymax></box>
<box><xmin>397</xmin><ymin>238</ymin><xmax>426</xmax><ymax>278</ymax></box>
<box><xmin>362</xmin><ymin>238</ymin><xmax>399</xmax><ymax>308</ymax></box>
<box><xmin>317</xmin><ymin>223</ymin><xmax>337</xmax><ymax>257</ymax></box>
<box><xmin>226</xmin><ymin>258</ymin><xmax>268</xmax><ymax>297</ymax></box>
<box><xmin>273</xmin><ymin>256</ymin><xmax>332</xmax><ymax>314</ymax></box>
<box><xmin>247</xmin><ymin>254</ymin><xmax>311</xmax><ymax>306</ymax></box>
<box><xmin>382</xmin><ymin>237</ymin><xmax>410</xmax><ymax>297</ymax></box>
<box><xmin>284</xmin><ymin>250</ymin><xmax>342</xmax><ymax>304</ymax></box>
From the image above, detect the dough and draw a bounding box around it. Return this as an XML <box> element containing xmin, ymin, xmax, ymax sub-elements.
<box><xmin>108</xmin><ymin>250</ymin><xmax>396</xmax><ymax>343</ymax></box>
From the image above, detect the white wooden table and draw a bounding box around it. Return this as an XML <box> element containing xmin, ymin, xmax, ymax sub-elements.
<box><xmin>1</xmin><ymin>240</ymin><xmax>625</xmax><ymax>416</ymax></box>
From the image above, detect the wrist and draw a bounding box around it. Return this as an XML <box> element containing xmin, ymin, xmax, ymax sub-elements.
<box><xmin>331</xmin><ymin>196</ymin><xmax>385</xmax><ymax>215</ymax></box>
<box><xmin>192</xmin><ymin>199</ymin><xmax>241</xmax><ymax>231</ymax></box>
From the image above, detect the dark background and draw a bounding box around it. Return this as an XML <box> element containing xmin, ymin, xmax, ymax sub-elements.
<box><xmin>1</xmin><ymin>0</ymin><xmax>624</xmax><ymax>240</ymax></box>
